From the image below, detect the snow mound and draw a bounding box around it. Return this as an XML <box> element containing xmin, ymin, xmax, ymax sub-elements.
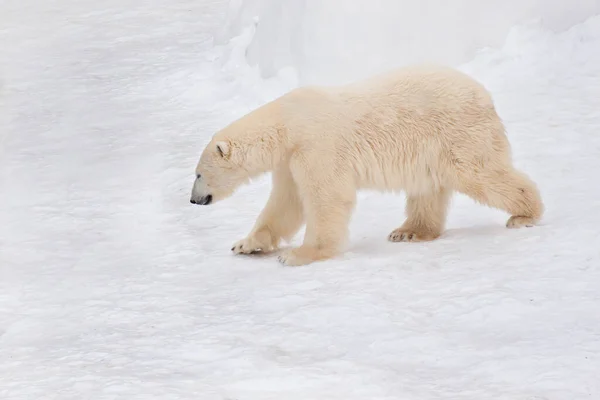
<box><xmin>216</xmin><ymin>0</ymin><xmax>600</xmax><ymax>85</ymax></box>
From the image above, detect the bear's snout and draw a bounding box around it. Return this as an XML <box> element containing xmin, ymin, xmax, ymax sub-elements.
<box><xmin>190</xmin><ymin>194</ymin><xmax>212</xmax><ymax>205</ymax></box>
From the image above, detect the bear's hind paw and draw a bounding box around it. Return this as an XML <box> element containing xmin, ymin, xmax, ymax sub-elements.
<box><xmin>388</xmin><ymin>228</ymin><xmax>440</xmax><ymax>242</ymax></box>
<box><xmin>506</xmin><ymin>216</ymin><xmax>536</xmax><ymax>229</ymax></box>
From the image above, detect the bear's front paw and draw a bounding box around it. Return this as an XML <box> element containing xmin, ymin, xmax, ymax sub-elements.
<box><xmin>277</xmin><ymin>245</ymin><xmax>336</xmax><ymax>266</ymax></box>
<box><xmin>231</xmin><ymin>234</ymin><xmax>275</xmax><ymax>255</ymax></box>
<box><xmin>277</xmin><ymin>248</ymin><xmax>312</xmax><ymax>266</ymax></box>
<box><xmin>388</xmin><ymin>228</ymin><xmax>440</xmax><ymax>242</ymax></box>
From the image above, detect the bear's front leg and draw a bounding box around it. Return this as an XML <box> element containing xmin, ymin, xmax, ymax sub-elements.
<box><xmin>278</xmin><ymin>162</ymin><xmax>356</xmax><ymax>266</ymax></box>
<box><xmin>232</xmin><ymin>164</ymin><xmax>304</xmax><ymax>256</ymax></box>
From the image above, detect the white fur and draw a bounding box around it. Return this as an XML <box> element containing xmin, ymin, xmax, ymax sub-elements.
<box><xmin>191</xmin><ymin>64</ymin><xmax>544</xmax><ymax>266</ymax></box>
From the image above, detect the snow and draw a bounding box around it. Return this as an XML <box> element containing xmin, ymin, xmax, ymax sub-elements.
<box><xmin>1</xmin><ymin>0</ymin><xmax>600</xmax><ymax>399</ymax></box>
<box><xmin>219</xmin><ymin>0</ymin><xmax>600</xmax><ymax>85</ymax></box>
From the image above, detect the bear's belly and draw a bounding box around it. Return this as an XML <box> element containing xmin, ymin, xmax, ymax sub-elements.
<box><xmin>354</xmin><ymin>161</ymin><xmax>447</xmax><ymax>196</ymax></box>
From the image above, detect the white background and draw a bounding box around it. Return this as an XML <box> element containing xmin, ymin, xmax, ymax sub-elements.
<box><xmin>1</xmin><ymin>1</ymin><xmax>599</xmax><ymax>399</ymax></box>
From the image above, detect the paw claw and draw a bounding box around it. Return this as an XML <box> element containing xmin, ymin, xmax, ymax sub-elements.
<box><xmin>506</xmin><ymin>216</ymin><xmax>537</xmax><ymax>229</ymax></box>
<box><xmin>231</xmin><ymin>235</ymin><xmax>272</xmax><ymax>255</ymax></box>
<box><xmin>388</xmin><ymin>228</ymin><xmax>439</xmax><ymax>242</ymax></box>
<box><xmin>277</xmin><ymin>248</ymin><xmax>315</xmax><ymax>266</ymax></box>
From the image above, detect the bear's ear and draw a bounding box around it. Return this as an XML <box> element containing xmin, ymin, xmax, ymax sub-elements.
<box><xmin>215</xmin><ymin>141</ymin><xmax>230</xmax><ymax>159</ymax></box>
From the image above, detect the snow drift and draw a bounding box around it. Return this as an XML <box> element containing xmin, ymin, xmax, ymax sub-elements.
<box><xmin>216</xmin><ymin>0</ymin><xmax>600</xmax><ymax>85</ymax></box>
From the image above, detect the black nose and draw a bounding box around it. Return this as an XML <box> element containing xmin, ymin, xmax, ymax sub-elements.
<box><xmin>190</xmin><ymin>198</ymin><xmax>196</xmax><ymax>204</ymax></box>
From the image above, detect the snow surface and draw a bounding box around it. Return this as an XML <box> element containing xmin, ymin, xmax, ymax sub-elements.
<box><xmin>219</xmin><ymin>0</ymin><xmax>600</xmax><ymax>85</ymax></box>
<box><xmin>1</xmin><ymin>0</ymin><xmax>600</xmax><ymax>399</ymax></box>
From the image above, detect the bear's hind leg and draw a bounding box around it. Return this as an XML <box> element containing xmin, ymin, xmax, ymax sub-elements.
<box><xmin>232</xmin><ymin>164</ymin><xmax>304</xmax><ymax>255</ymax></box>
<box><xmin>456</xmin><ymin>166</ymin><xmax>544</xmax><ymax>228</ymax></box>
<box><xmin>388</xmin><ymin>188</ymin><xmax>451</xmax><ymax>242</ymax></box>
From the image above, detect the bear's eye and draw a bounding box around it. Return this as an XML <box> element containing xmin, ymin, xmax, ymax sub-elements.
<box><xmin>196</xmin><ymin>174</ymin><xmax>201</xmax><ymax>179</ymax></box>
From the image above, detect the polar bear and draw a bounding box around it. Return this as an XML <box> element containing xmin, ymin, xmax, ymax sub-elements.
<box><xmin>190</xmin><ymin>64</ymin><xmax>543</xmax><ymax>266</ymax></box>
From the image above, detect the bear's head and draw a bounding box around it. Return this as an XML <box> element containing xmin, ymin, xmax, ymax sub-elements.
<box><xmin>189</xmin><ymin>138</ymin><xmax>252</xmax><ymax>205</ymax></box>
<box><xmin>190</xmin><ymin>101</ymin><xmax>286</xmax><ymax>206</ymax></box>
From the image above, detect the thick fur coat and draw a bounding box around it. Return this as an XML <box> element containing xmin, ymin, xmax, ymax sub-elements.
<box><xmin>190</xmin><ymin>64</ymin><xmax>544</xmax><ymax>266</ymax></box>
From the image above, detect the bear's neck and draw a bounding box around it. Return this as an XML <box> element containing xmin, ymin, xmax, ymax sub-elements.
<box><xmin>237</xmin><ymin>100</ymin><xmax>289</xmax><ymax>176</ymax></box>
<box><xmin>242</xmin><ymin>122</ymin><xmax>288</xmax><ymax>176</ymax></box>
